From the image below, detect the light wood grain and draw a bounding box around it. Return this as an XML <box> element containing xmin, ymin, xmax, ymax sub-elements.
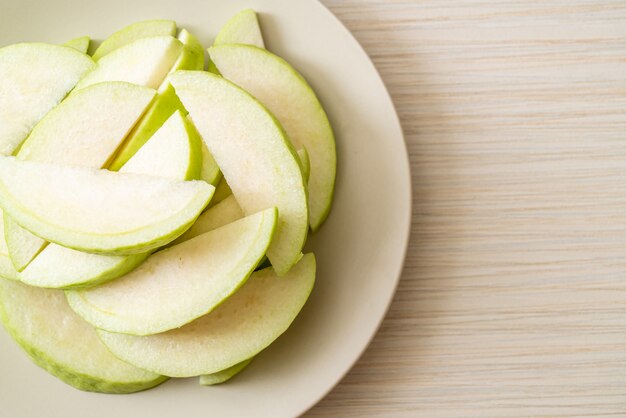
<box><xmin>306</xmin><ymin>1</ymin><xmax>626</xmax><ymax>416</ymax></box>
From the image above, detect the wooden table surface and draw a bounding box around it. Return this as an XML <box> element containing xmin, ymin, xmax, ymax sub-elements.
<box><xmin>306</xmin><ymin>1</ymin><xmax>626</xmax><ymax>417</ymax></box>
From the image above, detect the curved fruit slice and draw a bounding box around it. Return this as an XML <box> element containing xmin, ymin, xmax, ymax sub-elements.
<box><xmin>67</xmin><ymin>208</ymin><xmax>277</xmax><ymax>335</ymax></box>
<box><xmin>200</xmin><ymin>141</ymin><xmax>222</xmax><ymax>186</ymax></box>
<box><xmin>170</xmin><ymin>71</ymin><xmax>307</xmax><ymax>276</ymax></box>
<box><xmin>98</xmin><ymin>254</ymin><xmax>315</xmax><ymax>377</ymax></box>
<box><xmin>7</xmin><ymin>82</ymin><xmax>156</xmax><ymax>271</ymax></box>
<box><xmin>109</xmin><ymin>87</ymin><xmax>220</xmax><ymax>184</ymax></box>
<box><xmin>120</xmin><ymin>110</ymin><xmax>202</xmax><ymax>181</ymax></box>
<box><xmin>0</xmin><ymin>278</ymin><xmax>167</xmax><ymax>393</ymax></box>
<box><xmin>118</xmin><ymin>110</ymin><xmax>202</xmax><ymax>181</ymax></box>
<box><xmin>75</xmin><ymin>36</ymin><xmax>183</xmax><ymax>91</ymax></box>
<box><xmin>0</xmin><ymin>157</ymin><xmax>214</xmax><ymax>254</ymax></box>
<box><xmin>171</xmin><ymin>195</ymin><xmax>243</xmax><ymax>246</ymax></box>
<box><xmin>214</xmin><ymin>9</ymin><xmax>264</xmax><ymax>48</ymax></box>
<box><xmin>199</xmin><ymin>358</ymin><xmax>253</xmax><ymax>386</ymax></box>
<box><xmin>4</xmin><ymin>217</ymin><xmax>45</xmax><ymax>272</ymax></box>
<box><xmin>108</xmin><ymin>83</ymin><xmax>182</xmax><ymax>170</ymax></box>
<box><xmin>19</xmin><ymin>110</ymin><xmax>204</xmax><ymax>289</ymax></box>
<box><xmin>0</xmin><ymin>43</ymin><xmax>94</xmax><ymax>155</ymax></box>
<box><xmin>93</xmin><ymin>20</ymin><xmax>176</xmax><ymax>61</ymax></box>
<box><xmin>108</xmin><ymin>86</ymin><xmax>221</xmax><ymax>185</ymax></box>
<box><xmin>208</xmin><ymin>9</ymin><xmax>263</xmax><ymax>74</ymax></box>
<box><xmin>209</xmin><ymin>45</ymin><xmax>336</xmax><ymax>231</ymax></box>
<box><xmin>19</xmin><ymin>248</ymin><xmax>148</xmax><ymax>290</ymax></box>
<box><xmin>63</xmin><ymin>36</ymin><xmax>90</xmax><ymax>53</ymax></box>
<box><xmin>297</xmin><ymin>148</ymin><xmax>310</xmax><ymax>182</ymax></box>
<box><xmin>170</xmin><ymin>29</ymin><xmax>205</xmax><ymax>74</ymax></box>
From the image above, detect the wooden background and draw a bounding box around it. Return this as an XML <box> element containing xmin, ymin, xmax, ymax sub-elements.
<box><xmin>307</xmin><ymin>1</ymin><xmax>626</xmax><ymax>417</ymax></box>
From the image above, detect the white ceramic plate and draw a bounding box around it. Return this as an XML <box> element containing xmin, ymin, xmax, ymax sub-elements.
<box><xmin>0</xmin><ymin>1</ymin><xmax>411</xmax><ymax>417</ymax></box>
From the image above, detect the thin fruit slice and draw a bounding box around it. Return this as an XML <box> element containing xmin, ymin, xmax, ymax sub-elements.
<box><xmin>19</xmin><ymin>110</ymin><xmax>203</xmax><ymax>289</ymax></box>
<box><xmin>214</xmin><ymin>9</ymin><xmax>264</xmax><ymax>48</ymax></box>
<box><xmin>4</xmin><ymin>217</ymin><xmax>45</xmax><ymax>272</ymax></box>
<box><xmin>199</xmin><ymin>358</ymin><xmax>253</xmax><ymax>386</ymax></box>
<box><xmin>171</xmin><ymin>195</ymin><xmax>243</xmax><ymax>246</ymax></box>
<box><xmin>120</xmin><ymin>110</ymin><xmax>202</xmax><ymax>181</ymax></box>
<box><xmin>75</xmin><ymin>36</ymin><xmax>183</xmax><ymax>91</ymax></box>
<box><xmin>120</xmin><ymin>106</ymin><xmax>217</xmax><ymax>185</ymax></box>
<box><xmin>0</xmin><ymin>278</ymin><xmax>167</xmax><ymax>393</ymax></box>
<box><xmin>108</xmin><ymin>83</ymin><xmax>183</xmax><ymax>170</ymax></box>
<box><xmin>209</xmin><ymin>9</ymin><xmax>264</xmax><ymax>74</ymax></box>
<box><xmin>209</xmin><ymin>45</ymin><xmax>336</xmax><ymax>231</ymax></box>
<box><xmin>67</xmin><ymin>208</ymin><xmax>277</xmax><ymax>335</ymax></box>
<box><xmin>109</xmin><ymin>90</ymin><xmax>220</xmax><ymax>184</ymax></box>
<box><xmin>119</xmin><ymin>109</ymin><xmax>203</xmax><ymax>181</ymax></box>
<box><xmin>7</xmin><ymin>82</ymin><xmax>156</xmax><ymax>271</ymax></box>
<box><xmin>98</xmin><ymin>254</ymin><xmax>315</xmax><ymax>377</ymax></box>
<box><xmin>0</xmin><ymin>43</ymin><xmax>94</xmax><ymax>155</ymax></box>
<box><xmin>63</xmin><ymin>36</ymin><xmax>90</xmax><ymax>53</ymax></box>
<box><xmin>200</xmin><ymin>141</ymin><xmax>222</xmax><ymax>186</ymax></box>
<box><xmin>92</xmin><ymin>20</ymin><xmax>176</xmax><ymax>61</ymax></box>
<box><xmin>297</xmin><ymin>148</ymin><xmax>310</xmax><ymax>182</ymax></box>
<box><xmin>0</xmin><ymin>157</ymin><xmax>214</xmax><ymax>255</ymax></box>
<box><xmin>170</xmin><ymin>71</ymin><xmax>307</xmax><ymax>275</ymax></box>
<box><xmin>170</xmin><ymin>29</ymin><xmax>205</xmax><ymax>74</ymax></box>
<box><xmin>19</xmin><ymin>248</ymin><xmax>148</xmax><ymax>290</ymax></box>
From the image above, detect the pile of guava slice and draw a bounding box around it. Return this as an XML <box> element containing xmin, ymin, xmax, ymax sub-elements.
<box><xmin>0</xmin><ymin>9</ymin><xmax>336</xmax><ymax>393</ymax></box>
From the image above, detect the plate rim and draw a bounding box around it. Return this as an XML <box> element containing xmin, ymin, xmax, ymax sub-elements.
<box><xmin>297</xmin><ymin>1</ymin><xmax>413</xmax><ymax>415</ymax></box>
